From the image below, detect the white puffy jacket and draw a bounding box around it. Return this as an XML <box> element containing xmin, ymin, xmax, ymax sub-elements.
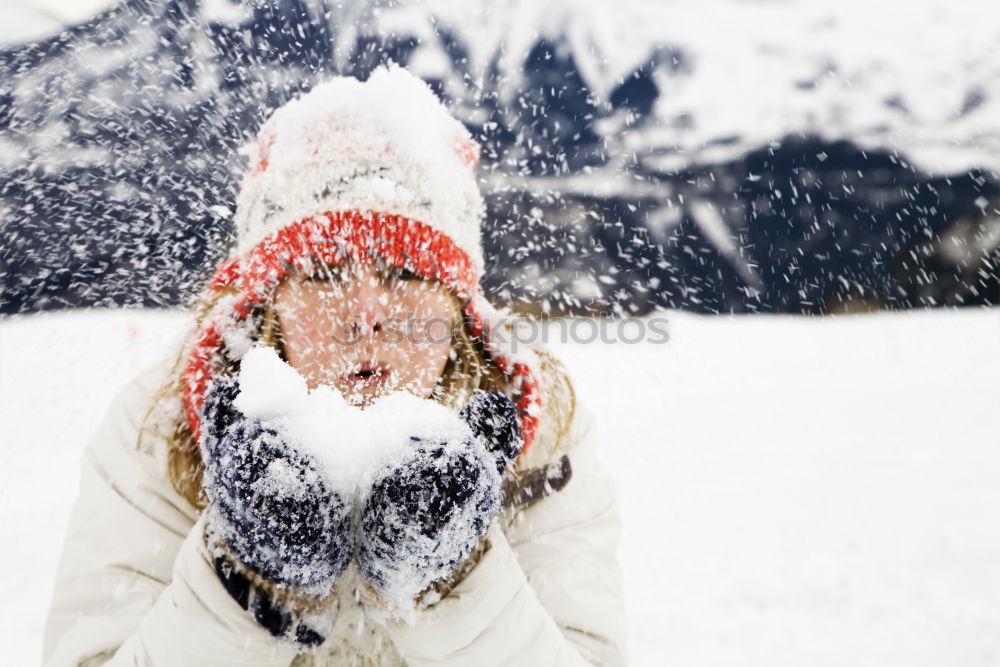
<box><xmin>43</xmin><ymin>350</ymin><xmax>628</xmax><ymax>666</ymax></box>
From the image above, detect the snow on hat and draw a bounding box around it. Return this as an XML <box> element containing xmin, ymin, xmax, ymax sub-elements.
<box><xmin>183</xmin><ymin>64</ymin><xmax>542</xmax><ymax>456</ymax></box>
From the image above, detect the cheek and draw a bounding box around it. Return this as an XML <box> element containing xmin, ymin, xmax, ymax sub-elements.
<box><xmin>393</xmin><ymin>289</ymin><xmax>457</xmax><ymax>387</ymax></box>
<box><xmin>401</xmin><ymin>286</ymin><xmax>455</xmax><ymax>322</ymax></box>
<box><xmin>284</xmin><ymin>316</ymin><xmax>328</xmax><ymax>358</ymax></box>
<box><xmin>274</xmin><ymin>293</ymin><xmax>348</xmax><ymax>369</ymax></box>
<box><xmin>396</xmin><ymin>338</ymin><xmax>452</xmax><ymax>393</ymax></box>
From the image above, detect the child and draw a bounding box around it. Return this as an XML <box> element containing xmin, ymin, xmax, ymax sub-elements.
<box><xmin>44</xmin><ymin>65</ymin><xmax>627</xmax><ymax>666</ymax></box>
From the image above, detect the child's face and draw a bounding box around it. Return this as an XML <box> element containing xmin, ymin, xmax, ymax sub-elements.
<box><xmin>272</xmin><ymin>260</ymin><xmax>458</xmax><ymax>407</ymax></box>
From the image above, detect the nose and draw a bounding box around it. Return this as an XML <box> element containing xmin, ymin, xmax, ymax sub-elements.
<box><xmin>343</xmin><ymin>264</ymin><xmax>391</xmax><ymax>335</ymax></box>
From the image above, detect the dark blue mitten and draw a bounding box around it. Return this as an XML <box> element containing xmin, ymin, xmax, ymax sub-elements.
<box><xmin>357</xmin><ymin>391</ymin><xmax>522</xmax><ymax>608</ymax></box>
<box><xmin>200</xmin><ymin>377</ymin><xmax>352</xmax><ymax>594</ymax></box>
<box><xmin>459</xmin><ymin>389</ymin><xmax>524</xmax><ymax>473</ymax></box>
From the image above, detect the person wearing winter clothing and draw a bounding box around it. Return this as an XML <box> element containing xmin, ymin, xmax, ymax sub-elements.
<box><xmin>43</xmin><ymin>65</ymin><xmax>628</xmax><ymax>666</ymax></box>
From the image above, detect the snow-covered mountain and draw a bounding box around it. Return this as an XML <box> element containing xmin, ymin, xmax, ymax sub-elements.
<box><xmin>2</xmin><ymin>0</ymin><xmax>998</xmax><ymax>314</ymax></box>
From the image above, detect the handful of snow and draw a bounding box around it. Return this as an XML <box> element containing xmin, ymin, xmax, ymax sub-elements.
<box><xmin>232</xmin><ymin>346</ymin><xmax>474</xmax><ymax>498</ymax></box>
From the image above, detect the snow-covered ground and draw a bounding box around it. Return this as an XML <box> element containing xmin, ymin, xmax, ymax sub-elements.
<box><xmin>2</xmin><ymin>307</ymin><xmax>998</xmax><ymax>664</ymax></box>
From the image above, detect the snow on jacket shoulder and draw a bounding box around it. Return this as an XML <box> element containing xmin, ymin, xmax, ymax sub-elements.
<box><xmin>43</xmin><ymin>346</ymin><xmax>628</xmax><ymax>667</ymax></box>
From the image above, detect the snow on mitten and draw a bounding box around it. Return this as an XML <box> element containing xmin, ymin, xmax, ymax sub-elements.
<box><xmin>459</xmin><ymin>389</ymin><xmax>525</xmax><ymax>472</ymax></box>
<box><xmin>200</xmin><ymin>377</ymin><xmax>353</xmax><ymax>595</ymax></box>
<box><xmin>357</xmin><ymin>391</ymin><xmax>522</xmax><ymax>610</ymax></box>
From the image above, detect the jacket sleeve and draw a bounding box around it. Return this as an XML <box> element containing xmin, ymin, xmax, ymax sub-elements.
<box><xmin>382</xmin><ymin>399</ymin><xmax>629</xmax><ymax>667</ymax></box>
<box><xmin>42</xmin><ymin>365</ymin><xmax>300</xmax><ymax>667</ymax></box>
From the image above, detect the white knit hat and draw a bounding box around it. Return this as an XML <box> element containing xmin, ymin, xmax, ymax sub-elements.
<box><xmin>184</xmin><ymin>65</ymin><xmax>543</xmax><ymax>456</ymax></box>
<box><xmin>233</xmin><ymin>65</ymin><xmax>486</xmax><ymax>273</ymax></box>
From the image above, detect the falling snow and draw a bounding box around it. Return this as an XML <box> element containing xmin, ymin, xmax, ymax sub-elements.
<box><xmin>1</xmin><ymin>0</ymin><xmax>999</xmax><ymax>664</ymax></box>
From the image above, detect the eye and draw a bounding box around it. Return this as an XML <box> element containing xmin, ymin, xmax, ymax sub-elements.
<box><xmin>395</xmin><ymin>266</ymin><xmax>423</xmax><ymax>281</ymax></box>
<box><xmin>302</xmin><ymin>265</ymin><xmax>346</xmax><ymax>282</ymax></box>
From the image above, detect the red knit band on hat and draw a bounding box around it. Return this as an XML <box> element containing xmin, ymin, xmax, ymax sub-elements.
<box><xmin>183</xmin><ymin>210</ymin><xmax>541</xmax><ymax>458</ymax></box>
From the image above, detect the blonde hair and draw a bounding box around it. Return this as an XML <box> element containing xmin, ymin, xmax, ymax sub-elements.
<box><xmin>154</xmin><ymin>270</ymin><xmax>509</xmax><ymax>511</ymax></box>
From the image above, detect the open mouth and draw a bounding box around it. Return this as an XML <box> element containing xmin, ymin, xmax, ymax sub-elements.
<box><xmin>343</xmin><ymin>360</ymin><xmax>392</xmax><ymax>388</ymax></box>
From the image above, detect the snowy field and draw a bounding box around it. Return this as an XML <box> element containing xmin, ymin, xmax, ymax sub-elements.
<box><xmin>2</xmin><ymin>307</ymin><xmax>999</xmax><ymax>665</ymax></box>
